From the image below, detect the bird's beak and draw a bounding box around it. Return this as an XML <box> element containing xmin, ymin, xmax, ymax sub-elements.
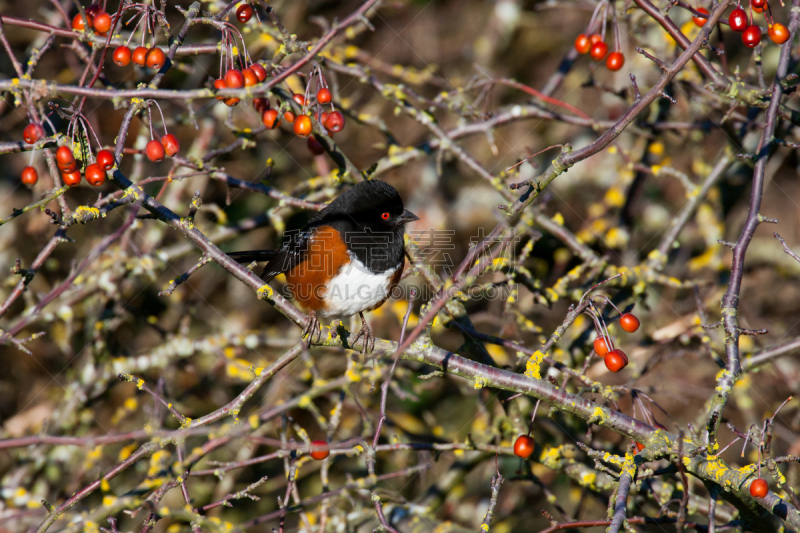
<box><xmin>397</xmin><ymin>209</ymin><xmax>419</xmax><ymax>225</ymax></box>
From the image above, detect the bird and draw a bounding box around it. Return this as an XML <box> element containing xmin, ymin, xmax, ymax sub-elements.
<box><xmin>228</xmin><ymin>179</ymin><xmax>419</xmax><ymax>352</ymax></box>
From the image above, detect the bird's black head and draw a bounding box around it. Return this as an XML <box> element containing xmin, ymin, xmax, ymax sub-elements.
<box><xmin>312</xmin><ymin>179</ymin><xmax>419</xmax><ymax>230</ymax></box>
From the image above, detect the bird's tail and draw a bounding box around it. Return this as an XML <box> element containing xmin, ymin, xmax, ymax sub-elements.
<box><xmin>227</xmin><ymin>250</ymin><xmax>278</xmax><ymax>263</ymax></box>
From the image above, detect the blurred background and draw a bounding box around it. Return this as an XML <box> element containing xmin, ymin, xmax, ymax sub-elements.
<box><xmin>2</xmin><ymin>0</ymin><xmax>800</xmax><ymax>531</ymax></box>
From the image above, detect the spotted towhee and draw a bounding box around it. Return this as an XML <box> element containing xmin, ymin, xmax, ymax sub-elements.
<box><xmin>229</xmin><ymin>179</ymin><xmax>418</xmax><ymax>351</ymax></box>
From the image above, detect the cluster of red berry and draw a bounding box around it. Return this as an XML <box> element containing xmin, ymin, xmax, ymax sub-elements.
<box><xmin>260</xmin><ymin>86</ymin><xmax>345</xmax><ymax>156</ymax></box>
<box><xmin>112</xmin><ymin>45</ymin><xmax>166</xmax><ymax>70</ymax></box>
<box><xmin>70</xmin><ymin>4</ymin><xmax>112</xmax><ymax>35</ymax></box>
<box><xmin>573</xmin><ymin>0</ymin><xmax>626</xmax><ymax>71</ymax></box>
<box><xmin>213</xmin><ymin>64</ymin><xmax>268</xmax><ymax>107</ymax></box>
<box><xmin>574</xmin><ymin>33</ymin><xmax>625</xmax><ymax>71</ymax></box>
<box><xmin>594</xmin><ymin>312</ymin><xmax>639</xmax><ymax>373</ymax></box>
<box><xmin>145</xmin><ymin>133</ymin><xmax>180</xmax><ymax>163</ymax></box>
<box><xmin>725</xmin><ymin>0</ymin><xmax>789</xmax><ymax>48</ymax></box>
<box><xmin>54</xmin><ymin>146</ymin><xmax>114</xmax><ymax>187</ymax></box>
<box><xmin>20</xmin><ymin>123</ymin><xmax>47</xmax><ymax>186</ymax></box>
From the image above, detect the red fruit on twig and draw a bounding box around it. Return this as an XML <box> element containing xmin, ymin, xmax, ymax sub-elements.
<box><xmin>606</xmin><ymin>52</ymin><xmax>625</xmax><ymax>71</ymax></box>
<box><xmin>113</xmin><ymin>46</ymin><xmax>132</xmax><ymax>66</ymax></box>
<box><xmin>693</xmin><ymin>7</ymin><xmax>709</xmax><ymax>27</ymax></box>
<box><xmin>160</xmin><ymin>134</ymin><xmax>180</xmax><ymax>157</ymax></box>
<box><xmin>21</xmin><ymin>166</ymin><xmax>38</xmax><ymax>185</ymax></box>
<box><xmin>96</xmin><ymin>149</ymin><xmax>115</xmax><ymax>170</ymax></box>
<box><xmin>594</xmin><ymin>336</ymin><xmax>610</xmax><ymax>357</ymax></box>
<box><xmin>325</xmin><ymin>111</ymin><xmax>345</xmax><ymax>132</ymax></box>
<box><xmin>590</xmin><ymin>41</ymin><xmax>608</xmax><ymax>61</ymax></box>
<box><xmin>619</xmin><ymin>313</ymin><xmax>640</xmax><ymax>333</ymax></box>
<box><xmin>604</xmin><ymin>349</ymin><xmax>628</xmax><ymax>372</ymax></box>
<box><xmin>728</xmin><ymin>8</ymin><xmax>747</xmax><ymax>31</ymax></box>
<box><xmin>309</xmin><ymin>440</ymin><xmax>330</xmax><ymax>460</ymax></box>
<box><xmin>132</xmin><ymin>46</ymin><xmax>148</xmax><ymax>66</ymax></box>
<box><xmin>575</xmin><ymin>34</ymin><xmax>591</xmax><ymax>54</ymax></box>
<box><xmin>23</xmin><ymin>123</ymin><xmax>45</xmax><ymax>144</ymax></box>
<box><xmin>62</xmin><ymin>169</ymin><xmax>82</xmax><ymax>187</ymax></box>
<box><xmin>85</xmin><ymin>163</ymin><xmax>106</xmax><ymax>186</ymax></box>
<box><xmin>145</xmin><ymin>139</ymin><xmax>166</xmax><ymax>162</ymax></box>
<box><xmin>742</xmin><ymin>25</ymin><xmax>762</xmax><ymax>47</ymax></box>
<box><xmin>750</xmin><ymin>478</ymin><xmax>768</xmax><ymax>498</ymax></box>
<box><xmin>513</xmin><ymin>435</ymin><xmax>535</xmax><ymax>458</ymax></box>
<box><xmin>56</xmin><ymin>146</ymin><xmax>76</xmax><ymax>171</ymax></box>
<box><xmin>146</xmin><ymin>48</ymin><xmax>166</xmax><ymax>70</ymax></box>
<box><xmin>236</xmin><ymin>4</ymin><xmax>254</xmax><ymax>23</ymax></box>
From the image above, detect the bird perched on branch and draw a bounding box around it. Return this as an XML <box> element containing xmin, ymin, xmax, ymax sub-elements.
<box><xmin>229</xmin><ymin>179</ymin><xmax>418</xmax><ymax>352</ymax></box>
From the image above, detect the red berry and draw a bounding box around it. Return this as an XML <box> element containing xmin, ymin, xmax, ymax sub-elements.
<box><xmin>693</xmin><ymin>7</ymin><xmax>709</xmax><ymax>27</ymax></box>
<box><xmin>242</xmin><ymin>67</ymin><xmax>258</xmax><ymax>87</ymax></box>
<box><xmin>729</xmin><ymin>8</ymin><xmax>747</xmax><ymax>31</ymax></box>
<box><xmin>593</xmin><ymin>336</ymin><xmax>610</xmax><ymax>357</ymax></box>
<box><xmin>236</xmin><ymin>4</ymin><xmax>254</xmax><ymax>23</ymax></box>
<box><xmin>590</xmin><ymin>41</ymin><xmax>608</xmax><ymax>61</ymax></box>
<box><xmin>145</xmin><ymin>139</ymin><xmax>165</xmax><ymax>162</ymax></box>
<box><xmin>575</xmin><ymin>34</ymin><xmax>591</xmax><ymax>54</ymax></box>
<box><xmin>283</xmin><ymin>110</ymin><xmax>296</xmax><ymax>123</ymax></box>
<box><xmin>307</xmin><ymin>135</ymin><xmax>325</xmax><ymax>155</ymax></box>
<box><xmin>96</xmin><ymin>149</ymin><xmax>115</xmax><ymax>170</ymax></box>
<box><xmin>56</xmin><ymin>146</ymin><xmax>76</xmax><ymax>171</ymax></box>
<box><xmin>606</xmin><ymin>51</ymin><xmax>625</xmax><ymax>71</ymax></box>
<box><xmin>752</xmin><ymin>0</ymin><xmax>766</xmax><ymax>7</ymax></box>
<box><xmin>619</xmin><ymin>313</ymin><xmax>640</xmax><ymax>333</ymax></box>
<box><xmin>513</xmin><ymin>435</ymin><xmax>535</xmax><ymax>459</ymax></box>
<box><xmin>325</xmin><ymin>110</ymin><xmax>344</xmax><ymax>132</ymax></box>
<box><xmin>21</xmin><ymin>166</ymin><xmax>38</xmax><ymax>186</ymax></box>
<box><xmin>319</xmin><ymin>111</ymin><xmax>329</xmax><ymax>126</ymax></box>
<box><xmin>752</xmin><ymin>2</ymin><xmax>766</xmax><ymax>12</ymax></box>
<box><xmin>85</xmin><ymin>4</ymin><xmax>101</xmax><ymax>17</ymax></box>
<box><xmin>71</xmin><ymin>13</ymin><xmax>92</xmax><ymax>31</ymax></box>
<box><xmin>146</xmin><ymin>47</ymin><xmax>166</xmax><ymax>70</ymax></box>
<box><xmin>251</xmin><ymin>63</ymin><xmax>268</xmax><ymax>82</ymax></box>
<box><xmin>23</xmin><ymin>123</ymin><xmax>45</xmax><ymax>144</ymax></box>
<box><xmin>132</xmin><ymin>46</ymin><xmax>148</xmax><ymax>67</ymax></box>
<box><xmin>262</xmin><ymin>109</ymin><xmax>280</xmax><ymax>129</ymax></box>
<box><xmin>253</xmin><ymin>98</ymin><xmax>270</xmax><ymax>113</ymax></box>
<box><xmin>589</xmin><ymin>33</ymin><xmax>603</xmax><ymax>45</ymax></box>
<box><xmin>225</xmin><ymin>97</ymin><xmax>241</xmax><ymax>107</ymax></box>
<box><xmin>161</xmin><ymin>134</ymin><xmax>180</xmax><ymax>157</ymax></box>
<box><xmin>85</xmin><ymin>163</ymin><xmax>106</xmax><ymax>186</ymax></box>
<box><xmin>635</xmin><ymin>441</ymin><xmax>645</xmax><ymax>452</ymax></box>
<box><xmin>62</xmin><ymin>169</ymin><xmax>82</xmax><ymax>187</ymax></box>
<box><xmin>292</xmin><ymin>93</ymin><xmax>306</xmax><ymax>106</ymax></box>
<box><xmin>309</xmin><ymin>440</ymin><xmax>330</xmax><ymax>460</ymax></box>
<box><xmin>316</xmin><ymin>88</ymin><xmax>332</xmax><ymax>104</ymax></box>
<box><xmin>294</xmin><ymin>115</ymin><xmax>312</xmax><ymax>137</ymax></box>
<box><xmin>743</xmin><ymin>25</ymin><xmax>762</xmax><ymax>47</ymax></box>
<box><xmin>92</xmin><ymin>12</ymin><xmax>111</xmax><ymax>34</ymax></box>
<box><xmin>225</xmin><ymin>69</ymin><xmax>244</xmax><ymax>88</ymax></box>
<box><xmin>214</xmin><ymin>79</ymin><xmax>228</xmax><ymax>101</ymax></box>
<box><xmin>113</xmin><ymin>46</ymin><xmax>132</xmax><ymax>67</ymax></box>
<box><xmin>750</xmin><ymin>478</ymin><xmax>768</xmax><ymax>498</ymax></box>
<box><xmin>769</xmin><ymin>23</ymin><xmax>790</xmax><ymax>44</ymax></box>
<box><xmin>604</xmin><ymin>349</ymin><xmax>628</xmax><ymax>372</ymax></box>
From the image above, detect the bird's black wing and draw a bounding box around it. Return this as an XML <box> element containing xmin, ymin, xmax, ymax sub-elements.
<box><xmin>228</xmin><ymin>228</ymin><xmax>315</xmax><ymax>283</ymax></box>
<box><xmin>258</xmin><ymin>228</ymin><xmax>315</xmax><ymax>282</ymax></box>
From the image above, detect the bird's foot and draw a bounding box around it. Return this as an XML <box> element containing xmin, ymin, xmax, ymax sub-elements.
<box><xmin>352</xmin><ymin>313</ymin><xmax>375</xmax><ymax>353</ymax></box>
<box><xmin>303</xmin><ymin>311</ymin><xmax>322</xmax><ymax>347</ymax></box>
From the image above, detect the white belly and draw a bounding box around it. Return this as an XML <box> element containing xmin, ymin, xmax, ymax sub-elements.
<box><xmin>320</xmin><ymin>254</ymin><xmax>399</xmax><ymax>319</ymax></box>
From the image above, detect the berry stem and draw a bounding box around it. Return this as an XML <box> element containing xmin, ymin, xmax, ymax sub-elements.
<box><xmin>528</xmin><ymin>399</ymin><xmax>541</xmax><ymax>435</ymax></box>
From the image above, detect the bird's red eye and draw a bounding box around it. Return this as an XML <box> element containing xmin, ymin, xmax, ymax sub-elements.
<box><xmin>381</xmin><ymin>212</ymin><xmax>390</xmax><ymax>220</ymax></box>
